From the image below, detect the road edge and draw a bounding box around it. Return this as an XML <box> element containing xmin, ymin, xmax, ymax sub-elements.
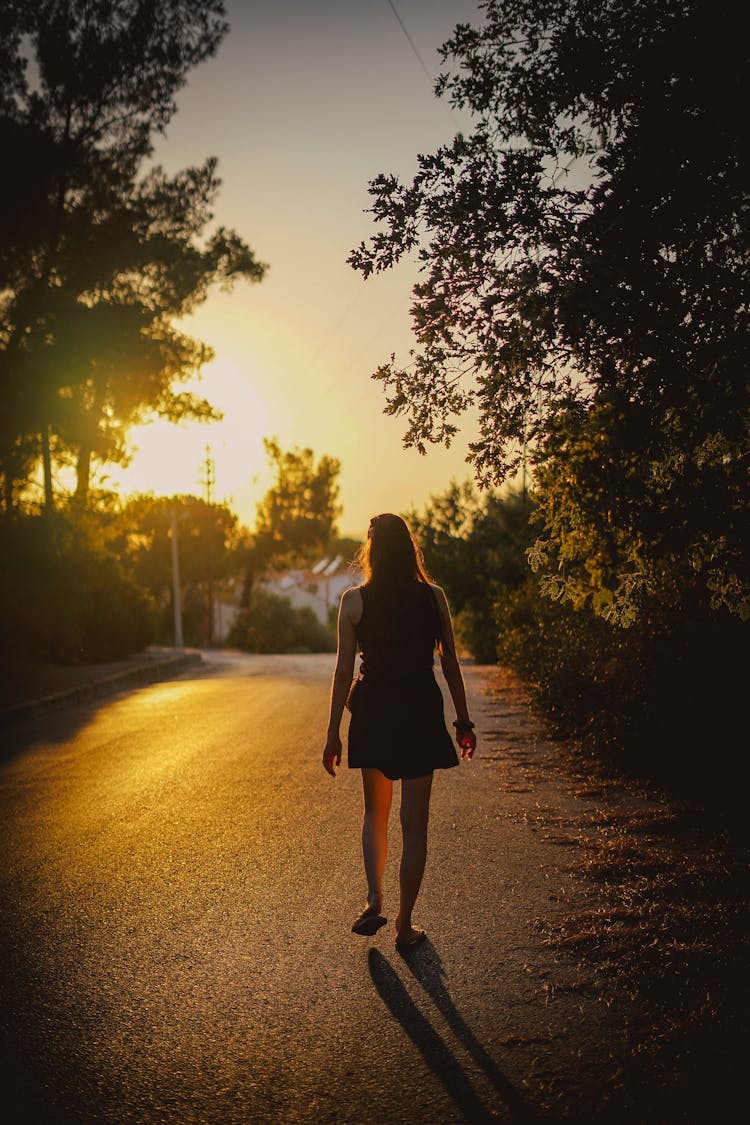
<box><xmin>0</xmin><ymin>652</ymin><xmax>204</xmax><ymax>725</ymax></box>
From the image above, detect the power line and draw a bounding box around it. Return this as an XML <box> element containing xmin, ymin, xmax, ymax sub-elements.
<box><xmin>303</xmin><ymin>285</ymin><xmax>368</xmax><ymax>376</ymax></box>
<box><xmin>386</xmin><ymin>0</ymin><xmax>434</xmax><ymax>84</ymax></box>
<box><xmin>385</xmin><ymin>1</ymin><xmax>459</xmax><ymax>127</ymax></box>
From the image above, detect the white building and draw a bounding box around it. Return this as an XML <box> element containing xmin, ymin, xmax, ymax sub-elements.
<box><xmin>261</xmin><ymin>555</ymin><xmax>360</xmax><ymax>625</ymax></box>
<box><xmin>213</xmin><ymin>555</ymin><xmax>361</xmax><ymax>642</ymax></box>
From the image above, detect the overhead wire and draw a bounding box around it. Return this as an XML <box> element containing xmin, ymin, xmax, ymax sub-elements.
<box><xmin>386</xmin><ymin>0</ymin><xmax>434</xmax><ymax>85</ymax></box>
<box><xmin>289</xmin><ymin>3</ymin><xmax>462</xmax><ymax>428</ymax></box>
<box><xmin>385</xmin><ymin>0</ymin><xmax>460</xmax><ymax>125</ymax></box>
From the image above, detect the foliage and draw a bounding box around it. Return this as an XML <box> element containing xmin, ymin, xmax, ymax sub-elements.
<box><xmin>0</xmin><ymin>511</ymin><xmax>152</xmax><ymax>664</ymax></box>
<box><xmin>240</xmin><ymin>439</ymin><xmax>343</xmax><ymax>603</ymax></box>
<box><xmin>495</xmin><ymin>575</ymin><xmax>747</xmax><ymax>788</ymax></box>
<box><xmin>117</xmin><ymin>492</ymin><xmax>241</xmax><ymax>645</ymax></box>
<box><xmin>407</xmin><ymin>482</ymin><xmax>536</xmax><ymax>661</ymax></box>
<box><xmin>228</xmin><ymin>588</ymin><xmax>336</xmax><ymax>655</ymax></box>
<box><xmin>350</xmin><ymin>0</ymin><xmax>749</xmax><ymax>624</ymax></box>
<box><xmin>253</xmin><ymin>438</ymin><xmax>342</xmax><ymax>564</ymax></box>
<box><xmin>0</xmin><ymin>1</ymin><xmax>267</xmax><ymax>512</ymax></box>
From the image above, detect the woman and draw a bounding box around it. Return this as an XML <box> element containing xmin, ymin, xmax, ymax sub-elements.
<box><xmin>322</xmin><ymin>513</ymin><xmax>476</xmax><ymax>953</ymax></box>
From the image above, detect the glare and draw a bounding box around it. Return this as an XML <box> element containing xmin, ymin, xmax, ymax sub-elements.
<box><xmin>109</xmin><ymin>356</ymin><xmax>273</xmax><ymax>518</ymax></box>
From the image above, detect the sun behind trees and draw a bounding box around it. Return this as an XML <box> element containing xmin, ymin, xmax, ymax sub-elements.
<box><xmin>0</xmin><ymin>1</ymin><xmax>266</xmax><ymax>515</ymax></box>
<box><xmin>0</xmin><ymin>1</ymin><xmax>268</xmax><ymax>668</ymax></box>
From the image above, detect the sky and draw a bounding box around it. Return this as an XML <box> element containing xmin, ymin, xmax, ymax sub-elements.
<box><xmin>105</xmin><ymin>0</ymin><xmax>486</xmax><ymax>537</ymax></box>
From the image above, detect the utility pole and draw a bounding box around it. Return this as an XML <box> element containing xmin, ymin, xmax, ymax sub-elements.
<box><xmin>202</xmin><ymin>443</ymin><xmax>215</xmax><ymax>506</ymax></box>
<box><xmin>201</xmin><ymin>445</ymin><xmax>216</xmax><ymax>647</ymax></box>
<box><xmin>170</xmin><ymin>505</ymin><xmax>184</xmax><ymax>650</ymax></box>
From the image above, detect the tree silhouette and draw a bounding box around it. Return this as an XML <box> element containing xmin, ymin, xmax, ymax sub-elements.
<box><xmin>0</xmin><ymin>1</ymin><xmax>266</xmax><ymax>512</ymax></box>
<box><xmin>240</xmin><ymin>438</ymin><xmax>342</xmax><ymax>604</ymax></box>
<box><xmin>350</xmin><ymin>0</ymin><xmax>748</xmax><ymax>622</ymax></box>
<box><xmin>253</xmin><ymin>438</ymin><xmax>342</xmax><ymax>565</ymax></box>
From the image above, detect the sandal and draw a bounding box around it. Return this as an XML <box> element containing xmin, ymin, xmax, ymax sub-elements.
<box><xmin>395</xmin><ymin>927</ymin><xmax>427</xmax><ymax>954</ymax></box>
<box><xmin>351</xmin><ymin>904</ymin><xmax>387</xmax><ymax>935</ymax></box>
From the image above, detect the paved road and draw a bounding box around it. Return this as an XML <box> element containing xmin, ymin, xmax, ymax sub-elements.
<box><xmin>0</xmin><ymin>652</ymin><xmax>626</xmax><ymax>1124</ymax></box>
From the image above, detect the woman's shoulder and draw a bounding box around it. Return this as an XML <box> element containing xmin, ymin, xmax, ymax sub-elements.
<box><xmin>340</xmin><ymin>584</ymin><xmax>365</xmax><ymax>618</ymax></box>
<box><xmin>427</xmin><ymin>582</ymin><xmax>451</xmax><ymax>622</ymax></box>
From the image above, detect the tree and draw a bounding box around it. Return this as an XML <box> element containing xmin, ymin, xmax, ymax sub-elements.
<box><xmin>239</xmin><ymin>438</ymin><xmax>342</xmax><ymax>605</ymax></box>
<box><xmin>407</xmin><ymin>482</ymin><xmax>536</xmax><ymax>661</ymax></box>
<box><xmin>0</xmin><ymin>1</ymin><xmax>266</xmax><ymax>513</ymax></box>
<box><xmin>0</xmin><ymin>507</ymin><xmax>153</xmax><ymax>664</ymax></box>
<box><xmin>255</xmin><ymin>437</ymin><xmax>342</xmax><ymax>561</ymax></box>
<box><xmin>349</xmin><ymin>0</ymin><xmax>749</xmax><ymax>623</ymax></box>
<box><xmin>228</xmin><ymin>588</ymin><xmax>336</xmax><ymax>655</ymax></box>
<box><xmin>118</xmin><ymin>492</ymin><xmax>241</xmax><ymax>645</ymax></box>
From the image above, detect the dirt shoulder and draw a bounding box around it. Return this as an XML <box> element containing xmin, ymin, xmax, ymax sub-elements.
<box><xmin>469</xmin><ymin>663</ymin><xmax>748</xmax><ymax>1122</ymax></box>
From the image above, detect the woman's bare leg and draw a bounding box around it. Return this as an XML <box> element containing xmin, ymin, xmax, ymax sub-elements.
<box><xmin>396</xmin><ymin>773</ymin><xmax>433</xmax><ymax>942</ymax></box>
<box><xmin>361</xmin><ymin>768</ymin><xmax>393</xmax><ymax>911</ymax></box>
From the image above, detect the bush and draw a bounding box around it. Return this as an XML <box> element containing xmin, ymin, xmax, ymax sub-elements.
<box><xmin>454</xmin><ymin>598</ymin><xmax>502</xmax><ymax>664</ymax></box>
<box><xmin>228</xmin><ymin>588</ymin><xmax>336</xmax><ymax>654</ymax></box>
<box><xmin>495</xmin><ymin>575</ymin><xmax>747</xmax><ymax>805</ymax></box>
<box><xmin>0</xmin><ymin>514</ymin><xmax>153</xmax><ymax>665</ymax></box>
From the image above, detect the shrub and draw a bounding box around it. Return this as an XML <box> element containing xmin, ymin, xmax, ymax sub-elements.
<box><xmin>0</xmin><ymin>514</ymin><xmax>153</xmax><ymax>665</ymax></box>
<box><xmin>454</xmin><ymin>598</ymin><xmax>502</xmax><ymax>664</ymax></box>
<box><xmin>228</xmin><ymin>588</ymin><xmax>336</xmax><ymax>654</ymax></box>
<box><xmin>495</xmin><ymin>575</ymin><xmax>747</xmax><ymax>803</ymax></box>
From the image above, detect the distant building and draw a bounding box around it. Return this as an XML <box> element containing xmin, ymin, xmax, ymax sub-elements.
<box><xmin>260</xmin><ymin>555</ymin><xmax>360</xmax><ymax>625</ymax></box>
<box><xmin>213</xmin><ymin>555</ymin><xmax>362</xmax><ymax>642</ymax></box>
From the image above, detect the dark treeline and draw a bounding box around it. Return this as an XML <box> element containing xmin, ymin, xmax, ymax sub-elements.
<box><xmin>408</xmin><ymin>485</ymin><xmax>745</xmax><ymax>809</ymax></box>
<box><xmin>353</xmin><ymin>0</ymin><xmax>748</xmax><ymax>808</ymax></box>
<box><xmin>0</xmin><ymin>3</ymin><xmax>350</xmax><ymax>669</ymax></box>
<box><xmin>0</xmin><ymin>1</ymin><xmax>262</xmax><ymax>662</ymax></box>
<box><xmin>0</xmin><ymin>435</ymin><xmax>345</xmax><ymax>665</ymax></box>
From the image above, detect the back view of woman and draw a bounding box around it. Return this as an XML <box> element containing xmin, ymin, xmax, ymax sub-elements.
<box><xmin>322</xmin><ymin>513</ymin><xmax>476</xmax><ymax>952</ymax></box>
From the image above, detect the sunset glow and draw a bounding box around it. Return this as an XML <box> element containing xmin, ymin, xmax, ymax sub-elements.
<box><xmin>107</xmin><ymin>0</ymin><xmax>483</xmax><ymax>535</ymax></box>
<box><xmin>106</xmin><ymin>354</ymin><xmax>274</xmax><ymax>515</ymax></box>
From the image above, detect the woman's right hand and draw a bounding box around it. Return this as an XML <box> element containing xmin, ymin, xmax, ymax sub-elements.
<box><xmin>458</xmin><ymin>730</ymin><xmax>476</xmax><ymax>759</ymax></box>
<box><xmin>322</xmin><ymin>733</ymin><xmax>342</xmax><ymax>777</ymax></box>
<box><xmin>454</xmin><ymin>723</ymin><xmax>476</xmax><ymax>759</ymax></box>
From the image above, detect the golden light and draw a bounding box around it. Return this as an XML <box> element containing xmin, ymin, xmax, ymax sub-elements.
<box><xmin>108</xmin><ymin>355</ymin><xmax>273</xmax><ymax>521</ymax></box>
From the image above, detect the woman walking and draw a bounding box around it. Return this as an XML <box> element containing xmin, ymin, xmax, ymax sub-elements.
<box><xmin>322</xmin><ymin>513</ymin><xmax>476</xmax><ymax>953</ymax></box>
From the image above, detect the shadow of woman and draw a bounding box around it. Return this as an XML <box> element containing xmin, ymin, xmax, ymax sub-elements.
<box><xmin>368</xmin><ymin>946</ymin><xmax>538</xmax><ymax>1123</ymax></box>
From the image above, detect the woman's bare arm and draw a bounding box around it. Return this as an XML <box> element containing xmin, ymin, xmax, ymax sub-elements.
<box><xmin>322</xmin><ymin>587</ymin><xmax>360</xmax><ymax>777</ymax></box>
<box><xmin>432</xmin><ymin>584</ymin><xmax>475</xmax><ymax>755</ymax></box>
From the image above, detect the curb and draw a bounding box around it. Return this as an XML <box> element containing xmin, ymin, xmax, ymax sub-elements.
<box><xmin>0</xmin><ymin>653</ymin><xmax>204</xmax><ymax>725</ymax></box>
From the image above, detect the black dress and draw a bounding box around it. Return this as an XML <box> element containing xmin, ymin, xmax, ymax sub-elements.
<box><xmin>347</xmin><ymin>581</ymin><xmax>459</xmax><ymax>780</ymax></box>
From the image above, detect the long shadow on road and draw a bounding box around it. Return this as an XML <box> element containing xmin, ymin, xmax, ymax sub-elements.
<box><xmin>368</xmin><ymin>945</ymin><xmax>538</xmax><ymax>1123</ymax></box>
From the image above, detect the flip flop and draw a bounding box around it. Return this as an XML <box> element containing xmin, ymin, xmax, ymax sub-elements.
<box><xmin>395</xmin><ymin>928</ymin><xmax>427</xmax><ymax>954</ymax></box>
<box><xmin>351</xmin><ymin>905</ymin><xmax>387</xmax><ymax>935</ymax></box>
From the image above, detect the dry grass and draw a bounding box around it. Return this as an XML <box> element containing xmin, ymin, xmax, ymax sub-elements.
<box><xmin>539</xmin><ymin>791</ymin><xmax>749</xmax><ymax>1119</ymax></box>
<box><xmin>479</xmin><ymin>668</ymin><xmax>750</xmax><ymax>1120</ymax></box>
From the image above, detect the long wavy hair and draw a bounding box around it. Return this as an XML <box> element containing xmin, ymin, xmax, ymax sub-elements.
<box><xmin>356</xmin><ymin>513</ymin><xmax>432</xmax><ymax>593</ymax></box>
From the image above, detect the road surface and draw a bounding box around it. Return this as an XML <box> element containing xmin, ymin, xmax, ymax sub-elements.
<box><xmin>0</xmin><ymin>652</ymin><xmax>627</xmax><ymax>1123</ymax></box>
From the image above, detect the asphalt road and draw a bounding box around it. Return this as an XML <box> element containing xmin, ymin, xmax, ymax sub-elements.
<box><xmin>0</xmin><ymin>652</ymin><xmax>628</xmax><ymax>1124</ymax></box>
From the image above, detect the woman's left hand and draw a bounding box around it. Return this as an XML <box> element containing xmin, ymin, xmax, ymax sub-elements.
<box><xmin>322</xmin><ymin>733</ymin><xmax>342</xmax><ymax>777</ymax></box>
<box><xmin>459</xmin><ymin>730</ymin><xmax>476</xmax><ymax>760</ymax></box>
<box><xmin>454</xmin><ymin>725</ymin><xmax>476</xmax><ymax>759</ymax></box>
